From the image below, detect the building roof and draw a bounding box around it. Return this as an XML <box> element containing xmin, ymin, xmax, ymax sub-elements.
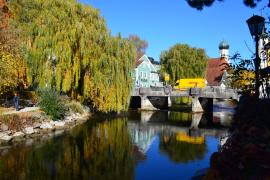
<box><xmin>206</xmin><ymin>57</ymin><xmax>229</xmax><ymax>86</ymax></box>
<box><xmin>136</xmin><ymin>59</ymin><xmax>143</xmax><ymax>66</ymax></box>
<box><xmin>135</xmin><ymin>55</ymin><xmax>158</xmax><ymax>72</ymax></box>
<box><xmin>148</xmin><ymin>56</ymin><xmax>160</xmax><ymax>65</ymax></box>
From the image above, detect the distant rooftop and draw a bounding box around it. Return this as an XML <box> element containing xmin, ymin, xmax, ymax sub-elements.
<box><xmin>148</xmin><ymin>56</ymin><xmax>160</xmax><ymax>65</ymax></box>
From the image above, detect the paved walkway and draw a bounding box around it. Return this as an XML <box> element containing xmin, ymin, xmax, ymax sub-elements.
<box><xmin>2</xmin><ymin>107</ymin><xmax>40</xmax><ymax>115</ymax></box>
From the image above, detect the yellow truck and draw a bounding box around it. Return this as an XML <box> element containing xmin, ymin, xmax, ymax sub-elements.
<box><xmin>174</xmin><ymin>78</ymin><xmax>206</xmax><ymax>91</ymax></box>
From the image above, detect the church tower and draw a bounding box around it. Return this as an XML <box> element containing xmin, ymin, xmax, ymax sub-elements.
<box><xmin>219</xmin><ymin>40</ymin><xmax>229</xmax><ymax>62</ymax></box>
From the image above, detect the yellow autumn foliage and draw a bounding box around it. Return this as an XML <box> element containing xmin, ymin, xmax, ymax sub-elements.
<box><xmin>0</xmin><ymin>51</ymin><xmax>18</xmax><ymax>94</ymax></box>
<box><xmin>9</xmin><ymin>0</ymin><xmax>136</xmax><ymax>112</ymax></box>
<box><xmin>231</xmin><ymin>70</ymin><xmax>255</xmax><ymax>92</ymax></box>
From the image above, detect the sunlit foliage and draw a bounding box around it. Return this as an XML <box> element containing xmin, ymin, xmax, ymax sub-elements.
<box><xmin>160</xmin><ymin>44</ymin><xmax>208</xmax><ymax>84</ymax></box>
<box><xmin>8</xmin><ymin>0</ymin><xmax>136</xmax><ymax>112</ymax></box>
<box><xmin>0</xmin><ymin>1</ymin><xmax>27</xmax><ymax>95</ymax></box>
<box><xmin>0</xmin><ymin>38</ymin><xmax>27</xmax><ymax>95</ymax></box>
<box><xmin>230</xmin><ymin>69</ymin><xmax>255</xmax><ymax>93</ymax></box>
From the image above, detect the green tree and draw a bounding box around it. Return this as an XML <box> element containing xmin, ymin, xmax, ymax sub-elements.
<box><xmin>160</xmin><ymin>44</ymin><xmax>208</xmax><ymax>84</ymax></box>
<box><xmin>8</xmin><ymin>0</ymin><xmax>136</xmax><ymax>112</ymax></box>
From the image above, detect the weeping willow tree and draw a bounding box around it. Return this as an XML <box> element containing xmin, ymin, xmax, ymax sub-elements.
<box><xmin>160</xmin><ymin>44</ymin><xmax>208</xmax><ymax>84</ymax></box>
<box><xmin>9</xmin><ymin>0</ymin><xmax>135</xmax><ymax>112</ymax></box>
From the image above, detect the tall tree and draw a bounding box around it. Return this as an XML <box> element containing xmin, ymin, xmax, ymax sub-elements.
<box><xmin>9</xmin><ymin>0</ymin><xmax>136</xmax><ymax>112</ymax></box>
<box><xmin>160</xmin><ymin>44</ymin><xmax>208</xmax><ymax>84</ymax></box>
<box><xmin>0</xmin><ymin>0</ymin><xmax>27</xmax><ymax>95</ymax></box>
<box><xmin>128</xmin><ymin>34</ymin><xmax>148</xmax><ymax>60</ymax></box>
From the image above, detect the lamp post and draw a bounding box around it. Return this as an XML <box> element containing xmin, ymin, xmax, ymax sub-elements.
<box><xmin>246</xmin><ymin>15</ymin><xmax>265</xmax><ymax>98</ymax></box>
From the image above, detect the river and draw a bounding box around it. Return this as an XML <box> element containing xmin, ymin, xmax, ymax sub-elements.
<box><xmin>0</xmin><ymin>107</ymin><xmax>234</xmax><ymax>180</ymax></box>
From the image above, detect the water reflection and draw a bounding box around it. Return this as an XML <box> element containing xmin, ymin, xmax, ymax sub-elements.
<box><xmin>0</xmin><ymin>118</ymin><xmax>135</xmax><ymax>180</ymax></box>
<box><xmin>129</xmin><ymin>110</ymin><xmax>230</xmax><ymax>179</ymax></box>
<box><xmin>129</xmin><ymin>109</ymin><xmax>234</xmax><ymax>128</ymax></box>
<box><xmin>159</xmin><ymin>131</ymin><xmax>207</xmax><ymax>163</ymax></box>
<box><xmin>127</xmin><ymin>110</ymin><xmax>230</xmax><ymax>163</ymax></box>
<box><xmin>128</xmin><ymin>123</ymin><xmax>157</xmax><ymax>154</ymax></box>
<box><xmin>0</xmin><ymin>109</ymin><xmax>233</xmax><ymax>180</ymax></box>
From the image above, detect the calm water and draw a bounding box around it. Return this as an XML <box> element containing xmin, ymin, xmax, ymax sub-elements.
<box><xmin>0</xmin><ymin>109</ymin><xmax>234</xmax><ymax>180</ymax></box>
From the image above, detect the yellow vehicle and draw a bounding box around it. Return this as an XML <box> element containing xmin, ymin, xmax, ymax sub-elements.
<box><xmin>174</xmin><ymin>78</ymin><xmax>206</xmax><ymax>91</ymax></box>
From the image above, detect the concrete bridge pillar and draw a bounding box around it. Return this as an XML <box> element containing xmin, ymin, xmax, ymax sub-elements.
<box><xmin>192</xmin><ymin>96</ymin><xmax>203</xmax><ymax>112</ymax></box>
<box><xmin>141</xmin><ymin>96</ymin><xmax>157</xmax><ymax>110</ymax></box>
<box><xmin>168</xmin><ymin>97</ymin><xmax>172</xmax><ymax>107</ymax></box>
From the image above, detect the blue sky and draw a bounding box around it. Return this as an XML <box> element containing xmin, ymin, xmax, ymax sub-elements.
<box><xmin>79</xmin><ymin>0</ymin><xmax>269</xmax><ymax>61</ymax></box>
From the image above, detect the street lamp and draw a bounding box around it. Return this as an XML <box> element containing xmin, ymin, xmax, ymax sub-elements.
<box><xmin>246</xmin><ymin>15</ymin><xmax>265</xmax><ymax>97</ymax></box>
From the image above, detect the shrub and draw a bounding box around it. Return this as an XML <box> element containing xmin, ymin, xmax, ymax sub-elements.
<box><xmin>0</xmin><ymin>112</ymin><xmax>34</xmax><ymax>131</ymax></box>
<box><xmin>67</xmin><ymin>101</ymin><xmax>84</xmax><ymax>114</ymax></box>
<box><xmin>38</xmin><ymin>89</ymin><xmax>66</xmax><ymax>120</ymax></box>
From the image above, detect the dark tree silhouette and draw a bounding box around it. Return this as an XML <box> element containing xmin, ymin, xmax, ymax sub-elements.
<box><xmin>186</xmin><ymin>0</ymin><xmax>270</xmax><ymax>10</ymax></box>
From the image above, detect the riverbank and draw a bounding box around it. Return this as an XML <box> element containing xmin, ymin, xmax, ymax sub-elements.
<box><xmin>204</xmin><ymin>96</ymin><xmax>270</xmax><ymax>179</ymax></box>
<box><xmin>0</xmin><ymin>105</ymin><xmax>91</xmax><ymax>146</ymax></box>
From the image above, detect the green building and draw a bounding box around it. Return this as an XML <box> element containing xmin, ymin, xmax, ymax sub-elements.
<box><xmin>132</xmin><ymin>55</ymin><xmax>162</xmax><ymax>88</ymax></box>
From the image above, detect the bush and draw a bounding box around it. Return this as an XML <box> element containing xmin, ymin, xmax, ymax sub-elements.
<box><xmin>67</xmin><ymin>101</ymin><xmax>84</xmax><ymax>114</ymax></box>
<box><xmin>0</xmin><ymin>112</ymin><xmax>35</xmax><ymax>131</ymax></box>
<box><xmin>38</xmin><ymin>89</ymin><xmax>66</xmax><ymax>120</ymax></box>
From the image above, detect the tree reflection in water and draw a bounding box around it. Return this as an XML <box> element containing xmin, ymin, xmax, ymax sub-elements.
<box><xmin>0</xmin><ymin>118</ymin><xmax>135</xmax><ymax>180</ymax></box>
<box><xmin>159</xmin><ymin>131</ymin><xmax>207</xmax><ymax>163</ymax></box>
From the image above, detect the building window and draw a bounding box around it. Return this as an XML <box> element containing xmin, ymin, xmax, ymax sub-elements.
<box><xmin>140</xmin><ymin>72</ymin><xmax>143</xmax><ymax>79</ymax></box>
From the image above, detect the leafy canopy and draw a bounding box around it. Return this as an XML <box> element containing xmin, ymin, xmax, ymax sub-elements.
<box><xmin>9</xmin><ymin>0</ymin><xmax>136</xmax><ymax>112</ymax></box>
<box><xmin>160</xmin><ymin>44</ymin><xmax>208</xmax><ymax>84</ymax></box>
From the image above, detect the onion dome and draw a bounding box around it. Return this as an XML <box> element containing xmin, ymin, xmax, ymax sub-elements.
<box><xmin>218</xmin><ymin>40</ymin><xmax>229</xmax><ymax>50</ymax></box>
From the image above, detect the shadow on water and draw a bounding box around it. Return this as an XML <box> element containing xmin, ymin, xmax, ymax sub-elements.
<box><xmin>0</xmin><ymin>102</ymin><xmax>235</xmax><ymax>180</ymax></box>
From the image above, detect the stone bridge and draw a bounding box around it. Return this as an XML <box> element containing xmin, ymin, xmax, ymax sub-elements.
<box><xmin>130</xmin><ymin>87</ymin><xmax>240</xmax><ymax>112</ymax></box>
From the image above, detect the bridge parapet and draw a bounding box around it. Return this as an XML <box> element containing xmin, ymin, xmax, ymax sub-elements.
<box><xmin>132</xmin><ymin>87</ymin><xmax>171</xmax><ymax>96</ymax></box>
<box><xmin>132</xmin><ymin>86</ymin><xmax>240</xmax><ymax>100</ymax></box>
<box><xmin>198</xmin><ymin>87</ymin><xmax>240</xmax><ymax>101</ymax></box>
<box><xmin>131</xmin><ymin>86</ymin><xmax>240</xmax><ymax>112</ymax></box>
